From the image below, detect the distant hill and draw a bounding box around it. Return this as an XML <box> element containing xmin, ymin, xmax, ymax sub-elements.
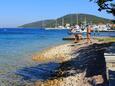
<box><xmin>20</xmin><ymin>14</ymin><xmax>112</xmax><ymax>28</ymax></box>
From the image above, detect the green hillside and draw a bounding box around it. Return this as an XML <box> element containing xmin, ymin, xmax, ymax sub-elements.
<box><xmin>20</xmin><ymin>14</ymin><xmax>112</xmax><ymax>28</ymax></box>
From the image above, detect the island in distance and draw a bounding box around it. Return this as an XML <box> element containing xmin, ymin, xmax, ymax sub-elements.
<box><xmin>19</xmin><ymin>13</ymin><xmax>112</xmax><ymax>28</ymax></box>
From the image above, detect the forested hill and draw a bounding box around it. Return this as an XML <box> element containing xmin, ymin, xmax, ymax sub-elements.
<box><xmin>20</xmin><ymin>14</ymin><xmax>112</xmax><ymax>28</ymax></box>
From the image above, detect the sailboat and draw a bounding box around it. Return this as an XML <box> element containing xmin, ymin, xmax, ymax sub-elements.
<box><xmin>68</xmin><ymin>14</ymin><xmax>88</xmax><ymax>34</ymax></box>
<box><xmin>45</xmin><ymin>18</ymin><xmax>66</xmax><ymax>30</ymax></box>
<box><xmin>45</xmin><ymin>19</ymin><xmax>59</xmax><ymax>30</ymax></box>
<box><xmin>58</xmin><ymin>18</ymin><xmax>67</xmax><ymax>29</ymax></box>
<box><xmin>80</xmin><ymin>16</ymin><xmax>87</xmax><ymax>33</ymax></box>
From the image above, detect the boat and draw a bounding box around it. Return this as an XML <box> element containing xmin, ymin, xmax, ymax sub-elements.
<box><xmin>45</xmin><ymin>17</ymin><xmax>67</xmax><ymax>30</ymax></box>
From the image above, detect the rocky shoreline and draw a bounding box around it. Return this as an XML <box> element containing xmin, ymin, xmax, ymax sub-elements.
<box><xmin>33</xmin><ymin>40</ymin><xmax>112</xmax><ymax>86</ymax></box>
<box><xmin>32</xmin><ymin>39</ymin><xmax>98</xmax><ymax>63</ymax></box>
<box><xmin>32</xmin><ymin>43</ymin><xmax>74</xmax><ymax>63</ymax></box>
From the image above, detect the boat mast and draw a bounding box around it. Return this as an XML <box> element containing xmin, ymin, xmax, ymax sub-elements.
<box><xmin>84</xmin><ymin>16</ymin><xmax>87</xmax><ymax>26</ymax></box>
<box><xmin>62</xmin><ymin>18</ymin><xmax>64</xmax><ymax>27</ymax></box>
<box><xmin>70</xmin><ymin>14</ymin><xmax>72</xmax><ymax>26</ymax></box>
<box><xmin>76</xmin><ymin>14</ymin><xmax>79</xmax><ymax>25</ymax></box>
<box><xmin>55</xmin><ymin>19</ymin><xmax>58</xmax><ymax>28</ymax></box>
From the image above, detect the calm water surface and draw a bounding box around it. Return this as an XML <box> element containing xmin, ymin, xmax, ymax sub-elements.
<box><xmin>0</xmin><ymin>28</ymin><xmax>114</xmax><ymax>85</ymax></box>
<box><xmin>0</xmin><ymin>28</ymin><xmax>69</xmax><ymax>71</ymax></box>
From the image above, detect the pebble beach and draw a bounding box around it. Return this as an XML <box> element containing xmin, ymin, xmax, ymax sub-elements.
<box><xmin>32</xmin><ymin>39</ymin><xmax>112</xmax><ymax>86</ymax></box>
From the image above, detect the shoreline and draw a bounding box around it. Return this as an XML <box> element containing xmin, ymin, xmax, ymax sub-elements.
<box><xmin>32</xmin><ymin>39</ymin><xmax>114</xmax><ymax>86</ymax></box>
<box><xmin>32</xmin><ymin>42</ymin><xmax>74</xmax><ymax>63</ymax></box>
<box><xmin>8</xmin><ymin>37</ymin><xmax>114</xmax><ymax>86</ymax></box>
<box><xmin>32</xmin><ymin>39</ymin><xmax>97</xmax><ymax>63</ymax></box>
<box><xmin>34</xmin><ymin>41</ymin><xmax>112</xmax><ymax>86</ymax></box>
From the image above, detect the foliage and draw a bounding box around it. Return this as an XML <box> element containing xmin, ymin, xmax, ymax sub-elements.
<box><xmin>20</xmin><ymin>14</ymin><xmax>112</xmax><ymax>28</ymax></box>
<box><xmin>90</xmin><ymin>0</ymin><xmax>115</xmax><ymax>15</ymax></box>
<box><xmin>90</xmin><ymin>0</ymin><xmax>115</xmax><ymax>23</ymax></box>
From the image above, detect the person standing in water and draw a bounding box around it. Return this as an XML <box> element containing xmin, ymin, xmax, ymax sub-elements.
<box><xmin>86</xmin><ymin>25</ymin><xmax>92</xmax><ymax>43</ymax></box>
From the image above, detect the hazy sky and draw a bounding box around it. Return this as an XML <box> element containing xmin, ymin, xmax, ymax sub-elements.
<box><xmin>0</xmin><ymin>0</ymin><xmax>114</xmax><ymax>27</ymax></box>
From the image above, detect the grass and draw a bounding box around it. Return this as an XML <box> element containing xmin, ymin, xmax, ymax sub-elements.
<box><xmin>96</xmin><ymin>37</ymin><xmax>115</xmax><ymax>42</ymax></box>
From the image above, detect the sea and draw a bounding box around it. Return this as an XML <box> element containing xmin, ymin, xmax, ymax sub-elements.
<box><xmin>0</xmin><ymin>28</ymin><xmax>115</xmax><ymax>85</ymax></box>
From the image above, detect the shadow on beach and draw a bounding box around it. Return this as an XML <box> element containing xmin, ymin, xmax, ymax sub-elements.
<box><xmin>15</xmin><ymin>62</ymin><xmax>60</xmax><ymax>81</ymax></box>
<box><xmin>57</xmin><ymin>43</ymin><xmax>110</xmax><ymax>77</ymax></box>
<box><xmin>15</xmin><ymin>42</ymin><xmax>113</xmax><ymax>86</ymax></box>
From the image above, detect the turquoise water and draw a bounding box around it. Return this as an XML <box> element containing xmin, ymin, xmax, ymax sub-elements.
<box><xmin>0</xmin><ymin>28</ymin><xmax>115</xmax><ymax>85</ymax></box>
<box><xmin>0</xmin><ymin>28</ymin><xmax>69</xmax><ymax>85</ymax></box>
<box><xmin>0</xmin><ymin>28</ymin><xmax>69</xmax><ymax>70</ymax></box>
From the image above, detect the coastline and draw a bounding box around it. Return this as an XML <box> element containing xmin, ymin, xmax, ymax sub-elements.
<box><xmin>32</xmin><ymin>39</ymin><xmax>111</xmax><ymax>86</ymax></box>
<box><xmin>32</xmin><ymin>43</ymin><xmax>74</xmax><ymax>63</ymax></box>
<box><xmin>2</xmin><ymin>37</ymin><xmax>114</xmax><ymax>86</ymax></box>
<box><xmin>32</xmin><ymin>39</ymin><xmax>96</xmax><ymax>63</ymax></box>
<box><xmin>34</xmin><ymin>40</ymin><xmax>112</xmax><ymax>86</ymax></box>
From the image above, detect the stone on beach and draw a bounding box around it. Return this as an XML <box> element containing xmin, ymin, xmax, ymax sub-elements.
<box><xmin>32</xmin><ymin>39</ymin><xmax>97</xmax><ymax>63</ymax></box>
<box><xmin>32</xmin><ymin>43</ymin><xmax>74</xmax><ymax>63</ymax></box>
<box><xmin>34</xmin><ymin>39</ymin><xmax>112</xmax><ymax>86</ymax></box>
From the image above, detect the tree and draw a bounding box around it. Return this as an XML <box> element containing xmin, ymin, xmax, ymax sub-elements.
<box><xmin>90</xmin><ymin>0</ymin><xmax>115</xmax><ymax>23</ymax></box>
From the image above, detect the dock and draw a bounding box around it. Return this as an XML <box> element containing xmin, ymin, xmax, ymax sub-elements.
<box><xmin>63</xmin><ymin>35</ymin><xmax>86</xmax><ymax>40</ymax></box>
<box><xmin>62</xmin><ymin>36</ymin><xmax>110</xmax><ymax>41</ymax></box>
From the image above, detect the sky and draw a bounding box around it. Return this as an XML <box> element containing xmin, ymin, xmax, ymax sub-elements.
<box><xmin>0</xmin><ymin>0</ymin><xmax>114</xmax><ymax>27</ymax></box>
